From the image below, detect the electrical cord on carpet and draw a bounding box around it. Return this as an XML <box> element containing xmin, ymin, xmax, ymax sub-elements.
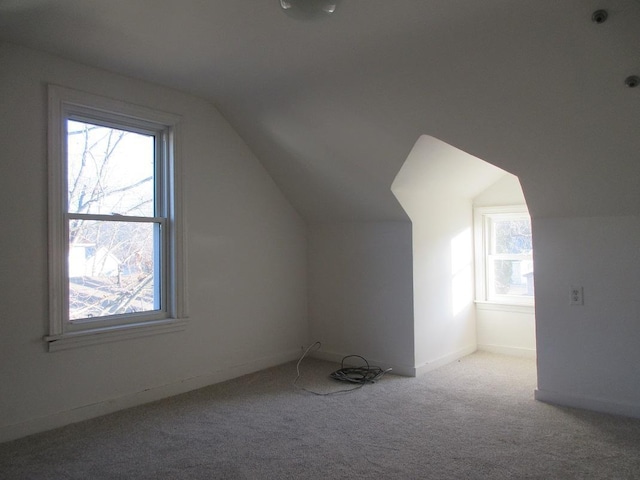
<box><xmin>293</xmin><ymin>341</ymin><xmax>392</xmax><ymax>396</ymax></box>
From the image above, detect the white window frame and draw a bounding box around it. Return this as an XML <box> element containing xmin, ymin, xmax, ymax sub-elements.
<box><xmin>474</xmin><ymin>205</ymin><xmax>534</xmax><ymax>308</ymax></box>
<box><xmin>45</xmin><ymin>85</ymin><xmax>187</xmax><ymax>351</ymax></box>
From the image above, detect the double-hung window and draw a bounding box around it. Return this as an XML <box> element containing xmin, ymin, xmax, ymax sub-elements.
<box><xmin>474</xmin><ymin>205</ymin><xmax>534</xmax><ymax>306</ymax></box>
<box><xmin>46</xmin><ymin>86</ymin><xmax>186</xmax><ymax>351</ymax></box>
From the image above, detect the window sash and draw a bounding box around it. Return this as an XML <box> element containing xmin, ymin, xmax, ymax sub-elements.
<box><xmin>65</xmin><ymin>214</ymin><xmax>167</xmax><ymax>327</ymax></box>
<box><xmin>486</xmin><ymin>255</ymin><xmax>534</xmax><ymax>302</ymax></box>
<box><xmin>64</xmin><ymin>117</ymin><xmax>163</xmax><ymax>216</ymax></box>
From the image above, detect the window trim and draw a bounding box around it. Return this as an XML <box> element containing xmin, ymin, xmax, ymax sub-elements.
<box><xmin>473</xmin><ymin>205</ymin><xmax>534</xmax><ymax>308</ymax></box>
<box><xmin>46</xmin><ymin>85</ymin><xmax>187</xmax><ymax>351</ymax></box>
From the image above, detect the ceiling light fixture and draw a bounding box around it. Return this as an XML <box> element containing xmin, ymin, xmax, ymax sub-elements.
<box><xmin>280</xmin><ymin>0</ymin><xmax>341</xmax><ymax>20</ymax></box>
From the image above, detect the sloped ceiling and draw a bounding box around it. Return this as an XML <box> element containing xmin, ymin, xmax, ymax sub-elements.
<box><xmin>1</xmin><ymin>0</ymin><xmax>639</xmax><ymax>221</ymax></box>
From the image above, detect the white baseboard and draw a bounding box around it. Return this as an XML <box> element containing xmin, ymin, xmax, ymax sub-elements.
<box><xmin>535</xmin><ymin>388</ymin><xmax>640</xmax><ymax>419</ymax></box>
<box><xmin>414</xmin><ymin>344</ymin><xmax>477</xmax><ymax>377</ymax></box>
<box><xmin>309</xmin><ymin>349</ymin><xmax>416</xmax><ymax>377</ymax></box>
<box><xmin>477</xmin><ymin>344</ymin><xmax>536</xmax><ymax>359</ymax></box>
<box><xmin>0</xmin><ymin>349</ymin><xmax>301</xmax><ymax>444</ymax></box>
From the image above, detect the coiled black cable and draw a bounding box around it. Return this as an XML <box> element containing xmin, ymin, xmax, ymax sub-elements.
<box><xmin>294</xmin><ymin>342</ymin><xmax>391</xmax><ymax>396</ymax></box>
<box><xmin>329</xmin><ymin>355</ymin><xmax>388</xmax><ymax>384</ymax></box>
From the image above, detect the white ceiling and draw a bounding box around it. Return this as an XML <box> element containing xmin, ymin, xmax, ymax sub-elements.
<box><xmin>1</xmin><ymin>0</ymin><xmax>639</xmax><ymax>221</ymax></box>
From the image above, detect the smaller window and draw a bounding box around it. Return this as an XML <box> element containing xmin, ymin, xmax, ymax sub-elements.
<box><xmin>474</xmin><ymin>206</ymin><xmax>534</xmax><ymax>306</ymax></box>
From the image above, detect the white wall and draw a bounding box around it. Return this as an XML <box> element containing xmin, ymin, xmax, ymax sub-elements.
<box><xmin>307</xmin><ymin>222</ymin><xmax>415</xmax><ymax>374</ymax></box>
<box><xmin>409</xmin><ymin>199</ymin><xmax>478</xmax><ymax>372</ymax></box>
<box><xmin>473</xmin><ymin>174</ymin><xmax>536</xmax><ymax>358</ymax></box>
<box><xmin>533</xmin><ymin>215</ymin><xmax>640</xmax><ymax>417</ymax></box>
<box><xmin>392</xmin><ymin>136</ymin><xmax>507</xmax><ymax>373</ymax></box>
<box><xmin>475</xmin><ymin>305</ymin><xmax>536</xmax><ymax>358</ymax></box>
<box><xmin>473</xmin><ymin>175</ymin><xmax>527</xmax><ymax>209</ymax></box>
<box><xmin>0</xmin><ymin>43</ymin><xmax>308</xmax><ymax>441</ymax></box>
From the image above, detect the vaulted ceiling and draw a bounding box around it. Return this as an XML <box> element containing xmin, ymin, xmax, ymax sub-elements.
<box><xmin>2</xmin><ymin>0</ymin><xmax>639</xmax><ymax>221</ymax></box>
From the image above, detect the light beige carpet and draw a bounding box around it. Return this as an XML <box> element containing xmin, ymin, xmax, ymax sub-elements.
<box><xmin>1</xmin><ymin>351</ymin><xmax>639</xmax><ymax>479</ymax></box>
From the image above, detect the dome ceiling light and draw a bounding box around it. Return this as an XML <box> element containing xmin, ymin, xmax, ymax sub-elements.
<box><xmin>280</xmin><ymin>0</ymin><xmax>341</xmax><ymax>20</ymax></box>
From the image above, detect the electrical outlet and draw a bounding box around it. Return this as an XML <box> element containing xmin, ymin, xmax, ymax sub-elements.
<box><xmin>570</xmin><ymin>286</ymin><xmax>583</xmax><ymax>306</ymax></box>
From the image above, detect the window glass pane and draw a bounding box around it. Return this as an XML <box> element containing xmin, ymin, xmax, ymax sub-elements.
<box><xmin>67</xmin><ymin>120</ymin><xmax>155</xmax><ymax>217</ymax></box>
<box><xmin>68</xmin><ymin>220</ymin><xmax>160</xmax><ymax>320</ymax></box>
<box><xmin>493</xmin><ymin>218</ymin><xmax>532</xmax><ymax>254</ymax></box>
<box><xmin>489</xmin><ymin>258</ymin><xmax>534</xmax><ymax>297</ymax></box>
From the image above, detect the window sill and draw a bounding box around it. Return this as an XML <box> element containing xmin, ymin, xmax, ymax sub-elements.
<box><xmin>475</xmin><ymin>301</ymin><xmax>535</xmax><ymax>315</ymax></box>
<box><xmin>44</xmin><ymin>318</ymin><xmax>188</xmax><ymax>352</ymax></box>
